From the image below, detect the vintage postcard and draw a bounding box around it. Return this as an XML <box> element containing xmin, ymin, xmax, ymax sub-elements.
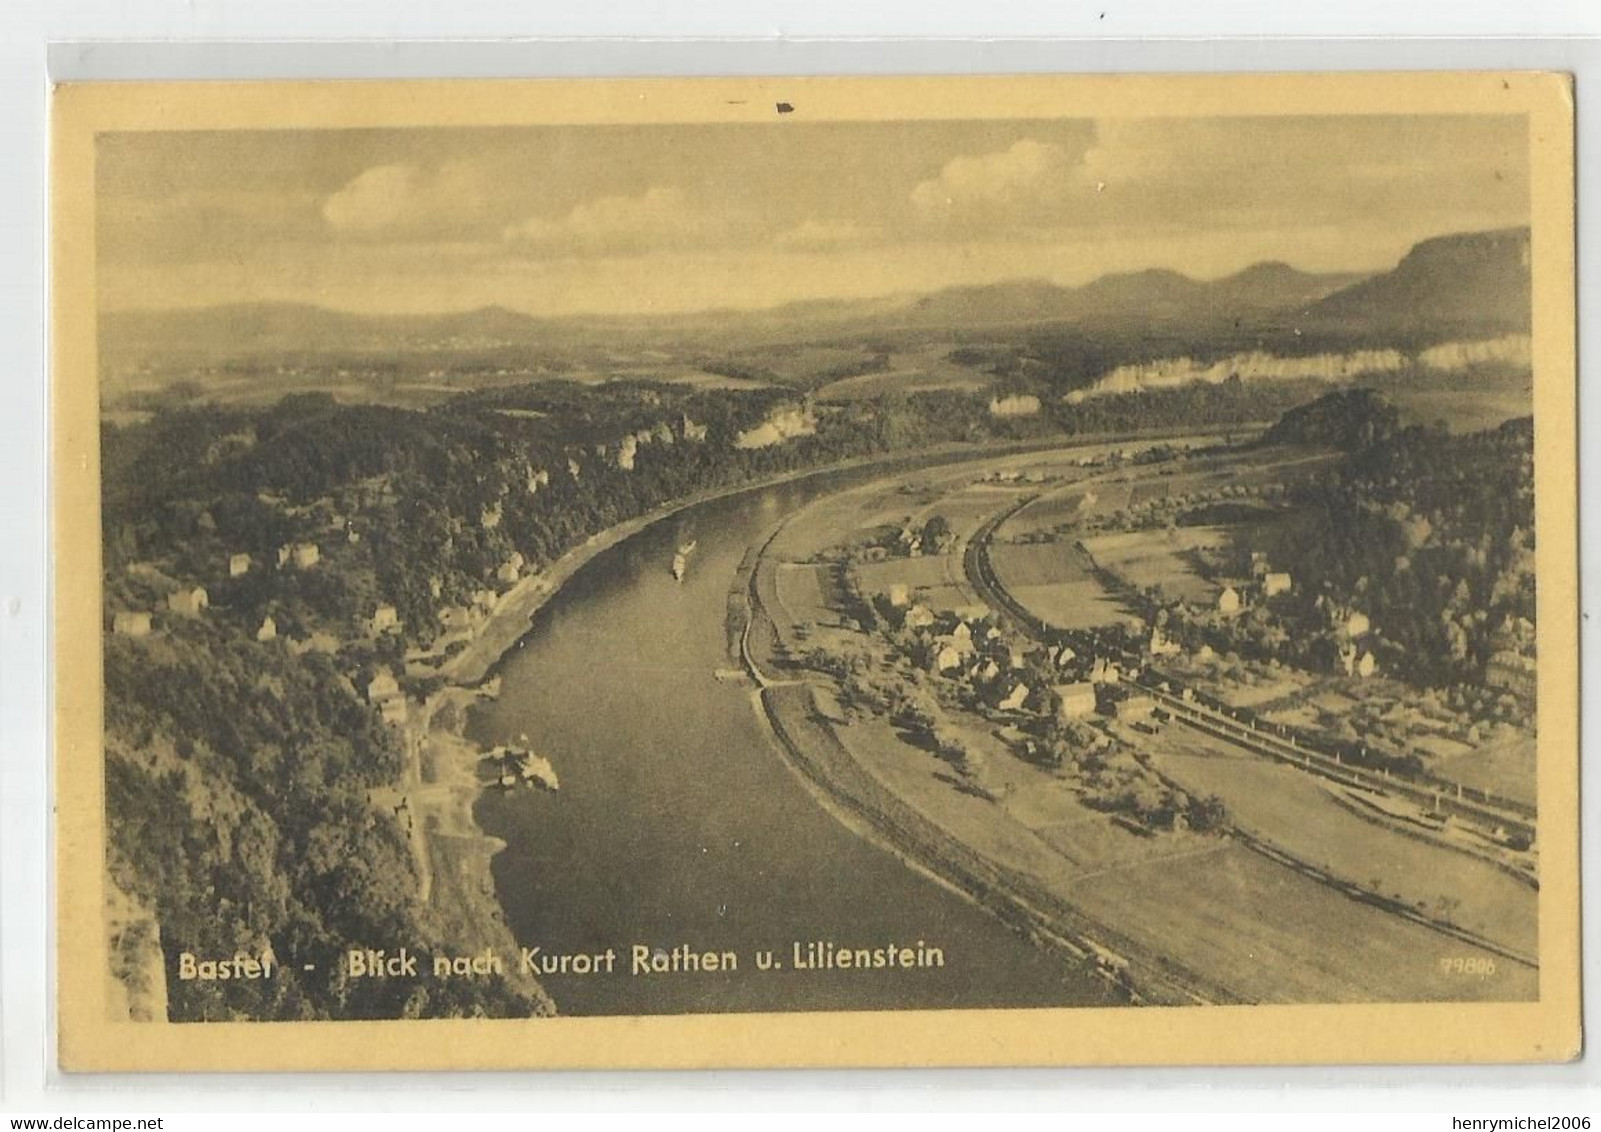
<box><xmin>52</xmin><ymin>73</ymin><xmax>1579</xmax><ymax>1071</ymax></box>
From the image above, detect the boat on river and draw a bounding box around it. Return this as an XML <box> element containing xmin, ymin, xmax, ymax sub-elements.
<box><xmin>672</xmin><ymin>539</ymin><xmax>698</xmax><ymax>582</ymax></box>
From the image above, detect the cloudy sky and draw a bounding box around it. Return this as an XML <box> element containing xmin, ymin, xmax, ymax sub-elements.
<box><xmin>96</xmin><ymin>115</ymin><xmax>1529</xmax><ymax>317</ymax></box>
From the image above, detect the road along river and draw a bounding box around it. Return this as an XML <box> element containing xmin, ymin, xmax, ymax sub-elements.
<box><xmin>470</xmin><ymin>455</ymin><xmax>1129</xmax><ymax>1016</ymax></box>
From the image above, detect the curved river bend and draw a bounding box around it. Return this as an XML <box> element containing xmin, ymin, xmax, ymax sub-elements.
<box><xmin>472</xmin><ymin>464</ymin><xmax>1117</xmax><ymax>1015</ymax></box>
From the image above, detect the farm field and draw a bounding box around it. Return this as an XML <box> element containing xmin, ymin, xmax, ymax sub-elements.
<box><xmin>773</xmin><ymin>563</ymin><xmax>838</xmax><ymax>628</ymax></box>
<box><xmin>851</xmin><ymin>555</ymin><xmax>980</xmax><ymax>615</ymax></box>
<box><xmin>1062</xmin><ymin>839</ymin><xmax>1533</xmax><ymax>1003</ymax></box>
<box><xmin>826</xmin><ymin>707</ymin><xmax>1533</xmax><ymax>1004</ymax></box>
<box><xmin>1006</xmin><ymin>582</ymin><xmax>1132</xmax><ymax>631</ymax></box>
<box><xmin>1145</xmin><ymin>725</ymin><xmax>1537</xmax><ymax>956</ymax></box>
<box><xmin>1080</xmin><ymin>526</ymin><xmax>1231</xmax><ymax>604</ymax></box>
<box><xmin>1426</xmin><ymin>736</ymin><xmax>1538</xmax><ymax>810</ymax></box>
<box><xmin>988</xmin><ymin>542</ymin><xmax>1133</xmax><ymax>629</ymax></box>
<box><xmin>813</xmin><ymin>367</ymin><xmax>992</xmax><ymax>402</ymax></box>
<box><xmin>1000</xmin><ymin>482</ymin><xmax>1136</xmax><ymax>537</ymax></box>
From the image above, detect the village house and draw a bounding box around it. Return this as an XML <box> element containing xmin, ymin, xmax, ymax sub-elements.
<box><xmin>998</xmin><ymin>683</ymin><xmax>1030</xmax><ymax>712</ymax></box>
<box><xmin>1343</xmin><ymin>610</ymin><xmax>1372</xmax><ymax>638</ymax></box>
<box><xmin>886</xmin><ymin>583</ymin><xmax>910</xmax><ymax>608</ymax></box>
<box><xmin>112</xmin><ymin>610</ymin><xmax>152</xmax><ymax>638</ymax></box>
<box><xmin>279</xmin><ymin>542</ymin><xmax>320</xmax><ymax>569</ymax></box>
<box><xmin>1217</xmin><ymin>586</ymin><xmax>1242</xmax><ymax>615</ymax></box>
<box><xmin>1263</xmin><ymin>572</ymin><xmax>1293</xmax><ymax>598</ymax></box>
<box><xmin>370</xmin><ymin>605</ymin><xmax>399</xmax><ymax>634</ymax></box>
<box><xmin>1110</xmin><ymin>692</ymin><xmax>1156</xmax><ymax>721</ymax></box>
<box><xmin>934</xmin><ymin>645</ymin><xmax>964</xmax><ymax>673</ymax></box>
<box><xmin>472</xmin><ymin>588</ymin><xmax>499</xmax><ymax>612</ymax></box>
<box><xmin>366</xmin><ymin>669</ymin><xmax>402</xmax><ymax>704</ymax></box>
<box><xmin>1339</xmin><ymin>642</ymin><xmax>1379</xmax><ymax>678</ymax></box>
<box><xmin>481</xmin><ymin>504</ymin><xmax>503</xmax><ymax>531</ymax></box>
<box><xmin>1089</xmin><ymin>658</ymin><xmax>1121</xmax><ymax>685</ymax></box>
<box><xmin>904</xmin><ymin>604</ymin><xmax>936</xmax><ymax>630</ymax></box>
<box><xmin>255</xmin><ymin>616</ymin><xmax>277</xmax><ymax>643</ymax></box>
<box><xmin>439</xmin><ymin>606</ymin><xmax>474</xmax><ymax>631</ymax></box>
<box><xmin>166</xmin><ymin>586</ymin><xmax>208</xmax><ymax>617</ymax></box>
<box><xmin>1047</xmin><ymin>644</ymin><xmax>1076</xmax><ymax>669</ymax></box>
<box><xmin>1054</xmin><ymin>681</ymin><xmax>1099</xmax><ymax>721</ymax></box>
<box><xmin>978</xmin><ymin>659</ymin><xmax>1001</xmax><ymax>684</ymax></box>
<box><xmin>288</xmin><ymin>632</ymin><xmax>339</xmax><ymax>656</ymax></box>
<box><xmin>228</xmin><ymin>552</ymin><xmax>252</xmax><ymax>577</ymax></box>
<box><xmin>496</xmin><ymin>552</ymin><xmax>526</xmax><ymax>586</ymax></box>
<box><xmin>1148</xmin><ymin>625</ymin><xmax>1181</xmax><ymax>658</ymax></box>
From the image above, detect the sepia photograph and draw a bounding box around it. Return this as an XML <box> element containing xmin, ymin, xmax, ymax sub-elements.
<box><xmin>51</xmin><ymin>73</ymin><xmax>1579</xmax><ymax>1070</ymax></box>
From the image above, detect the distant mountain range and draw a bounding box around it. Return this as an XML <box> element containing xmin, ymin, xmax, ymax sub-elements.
<box><xmin>100</xmin><ymin>226</ymin><xmax>1532</xmax><ymax>377</ymax></box>
<box><xmin>1299</xmin><ymin>227</ymin><xmax>1531</xmax><ymax>332</ymax></box>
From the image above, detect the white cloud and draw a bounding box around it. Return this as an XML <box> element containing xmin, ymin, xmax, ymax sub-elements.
<box><xmin>910</xmin><ymin>139</ymin><xmax>1078</xmax><ymax>224</ymax></box>
<box><xmin>321</xmin><ymin>162</ymin><xmax>495</xmax><ymax>236</ymax></box>
<box><xmin>771</xmin><ymin>218</ymin><xmax>882</xmax><ymax>252</ymax></box>
<box><xmin>504</xmin><ymin>186</ymin><xmax>719</xmax><ymax>254</ymax></box>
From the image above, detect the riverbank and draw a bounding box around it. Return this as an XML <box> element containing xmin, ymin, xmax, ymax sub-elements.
<box><xmin>390</xmin><ymin>685</ymin><xmax>556</xmax><ymax>1015</ymax></box>
<box><xmin>443</xmin><ymin>425</ymin><xmax>1258</xmax><ymax>688</ymax></box>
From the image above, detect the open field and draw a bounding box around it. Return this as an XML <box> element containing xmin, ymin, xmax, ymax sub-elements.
<box><xmin>813</xmin><ymin>367</ymin><xmax>992</xmax><ymax>402</ymax></box>
<box><xmin>1427</xmin><ymin>736</ymin><xmax>1538</xmax><ymax>810</ymax></box>
<box><xmin>988</xmin><ymin>542</ymin><xmax>1132</xmax><ymax>630</ymax></box>
<box><xmin>812</xmin><ymin>346</ymin><xmax>998</xmax><ymax>402</ymax></box>
<box><xmin>774</xmin><ymin>563</ymin><xmax>838</xmax><ymax>628</ymax></box>
<box><xmin>1080</xmin><ymin>527</ymin><xmax>1231</xmax><ymax>604</ymax></box>
<box><xmin>1061</xmin><ymin>839</ymin><xmax>1532</xmax><ymax>1003</ymax></box>
<box><xmin>989</xmin><ymin>541</ymin><xmax>1097</xmax><ymax>588</ymax></box>
<box><xmin>1146</xmin><ymin>725</ymin><xmax>1536</xmax><ymax>955</ymax></box>
<box><xmin>1000</xmin><ymin>481</ymin><xmax>1136</xmax><ymax>537</ymax></box>
<box><xmin>928</xmin><ymin>485</ymin><xmax>1036</xmax><ymax>538</ymax></box>
<box><xmin>817</xmin><ymin>701</ymin><xmax>1533</xmax><ymax>1004</ymax></box>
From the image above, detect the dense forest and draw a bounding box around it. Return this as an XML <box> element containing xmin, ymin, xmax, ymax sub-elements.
<box><xmin>1169</xmin><ymin>390</ymin><xmax>1537</xmax><ymax>694</ymax></box>
<box><xmin>1262</xmin><ymin>410</ymin><xmax>1536</xmax><ymax>688</ymax></box>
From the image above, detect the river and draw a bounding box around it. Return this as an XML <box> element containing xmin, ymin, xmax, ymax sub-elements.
<box><xmin>470</xmin><ymin>465</ymin><xmax>1117</xmax><ymax>1016</ymax></box>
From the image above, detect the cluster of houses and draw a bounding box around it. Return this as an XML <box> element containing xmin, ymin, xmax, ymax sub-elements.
<box><xmin>882</xmin><ymin>584</ymin><xmax>1146</xmax><ymax>732</ymax></box>
<box><xmin>1307</xmin><ymin>595</ymin><xmax>1380</xmax><ymax>679</ymax></box>
<box><xmin>859</xmin><ymin>517</ymin><xmax>959</xmax><ymax>563</ymax></box>
<box><xmin>1212</xmin><ymin>553</ymin><xmax>1294</xmax><ymax>617</ymax></box>
<box><xmin>112</xmin><ymin>539</ymin><xmax>327</xmax><ymax>638</ymax></box>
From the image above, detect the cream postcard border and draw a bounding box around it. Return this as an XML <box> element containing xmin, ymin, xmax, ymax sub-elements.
<box><xmin>50</xmin><ymin>72</ymin><xmax>1580</xmax><ymax>1071</ymax></box>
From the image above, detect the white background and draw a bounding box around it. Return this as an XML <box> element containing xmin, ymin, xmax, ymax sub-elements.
<box><xmin>2</xmin><ymin>0</ymin><xmax>1599</xmax><ymax>1118</ymax></box>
